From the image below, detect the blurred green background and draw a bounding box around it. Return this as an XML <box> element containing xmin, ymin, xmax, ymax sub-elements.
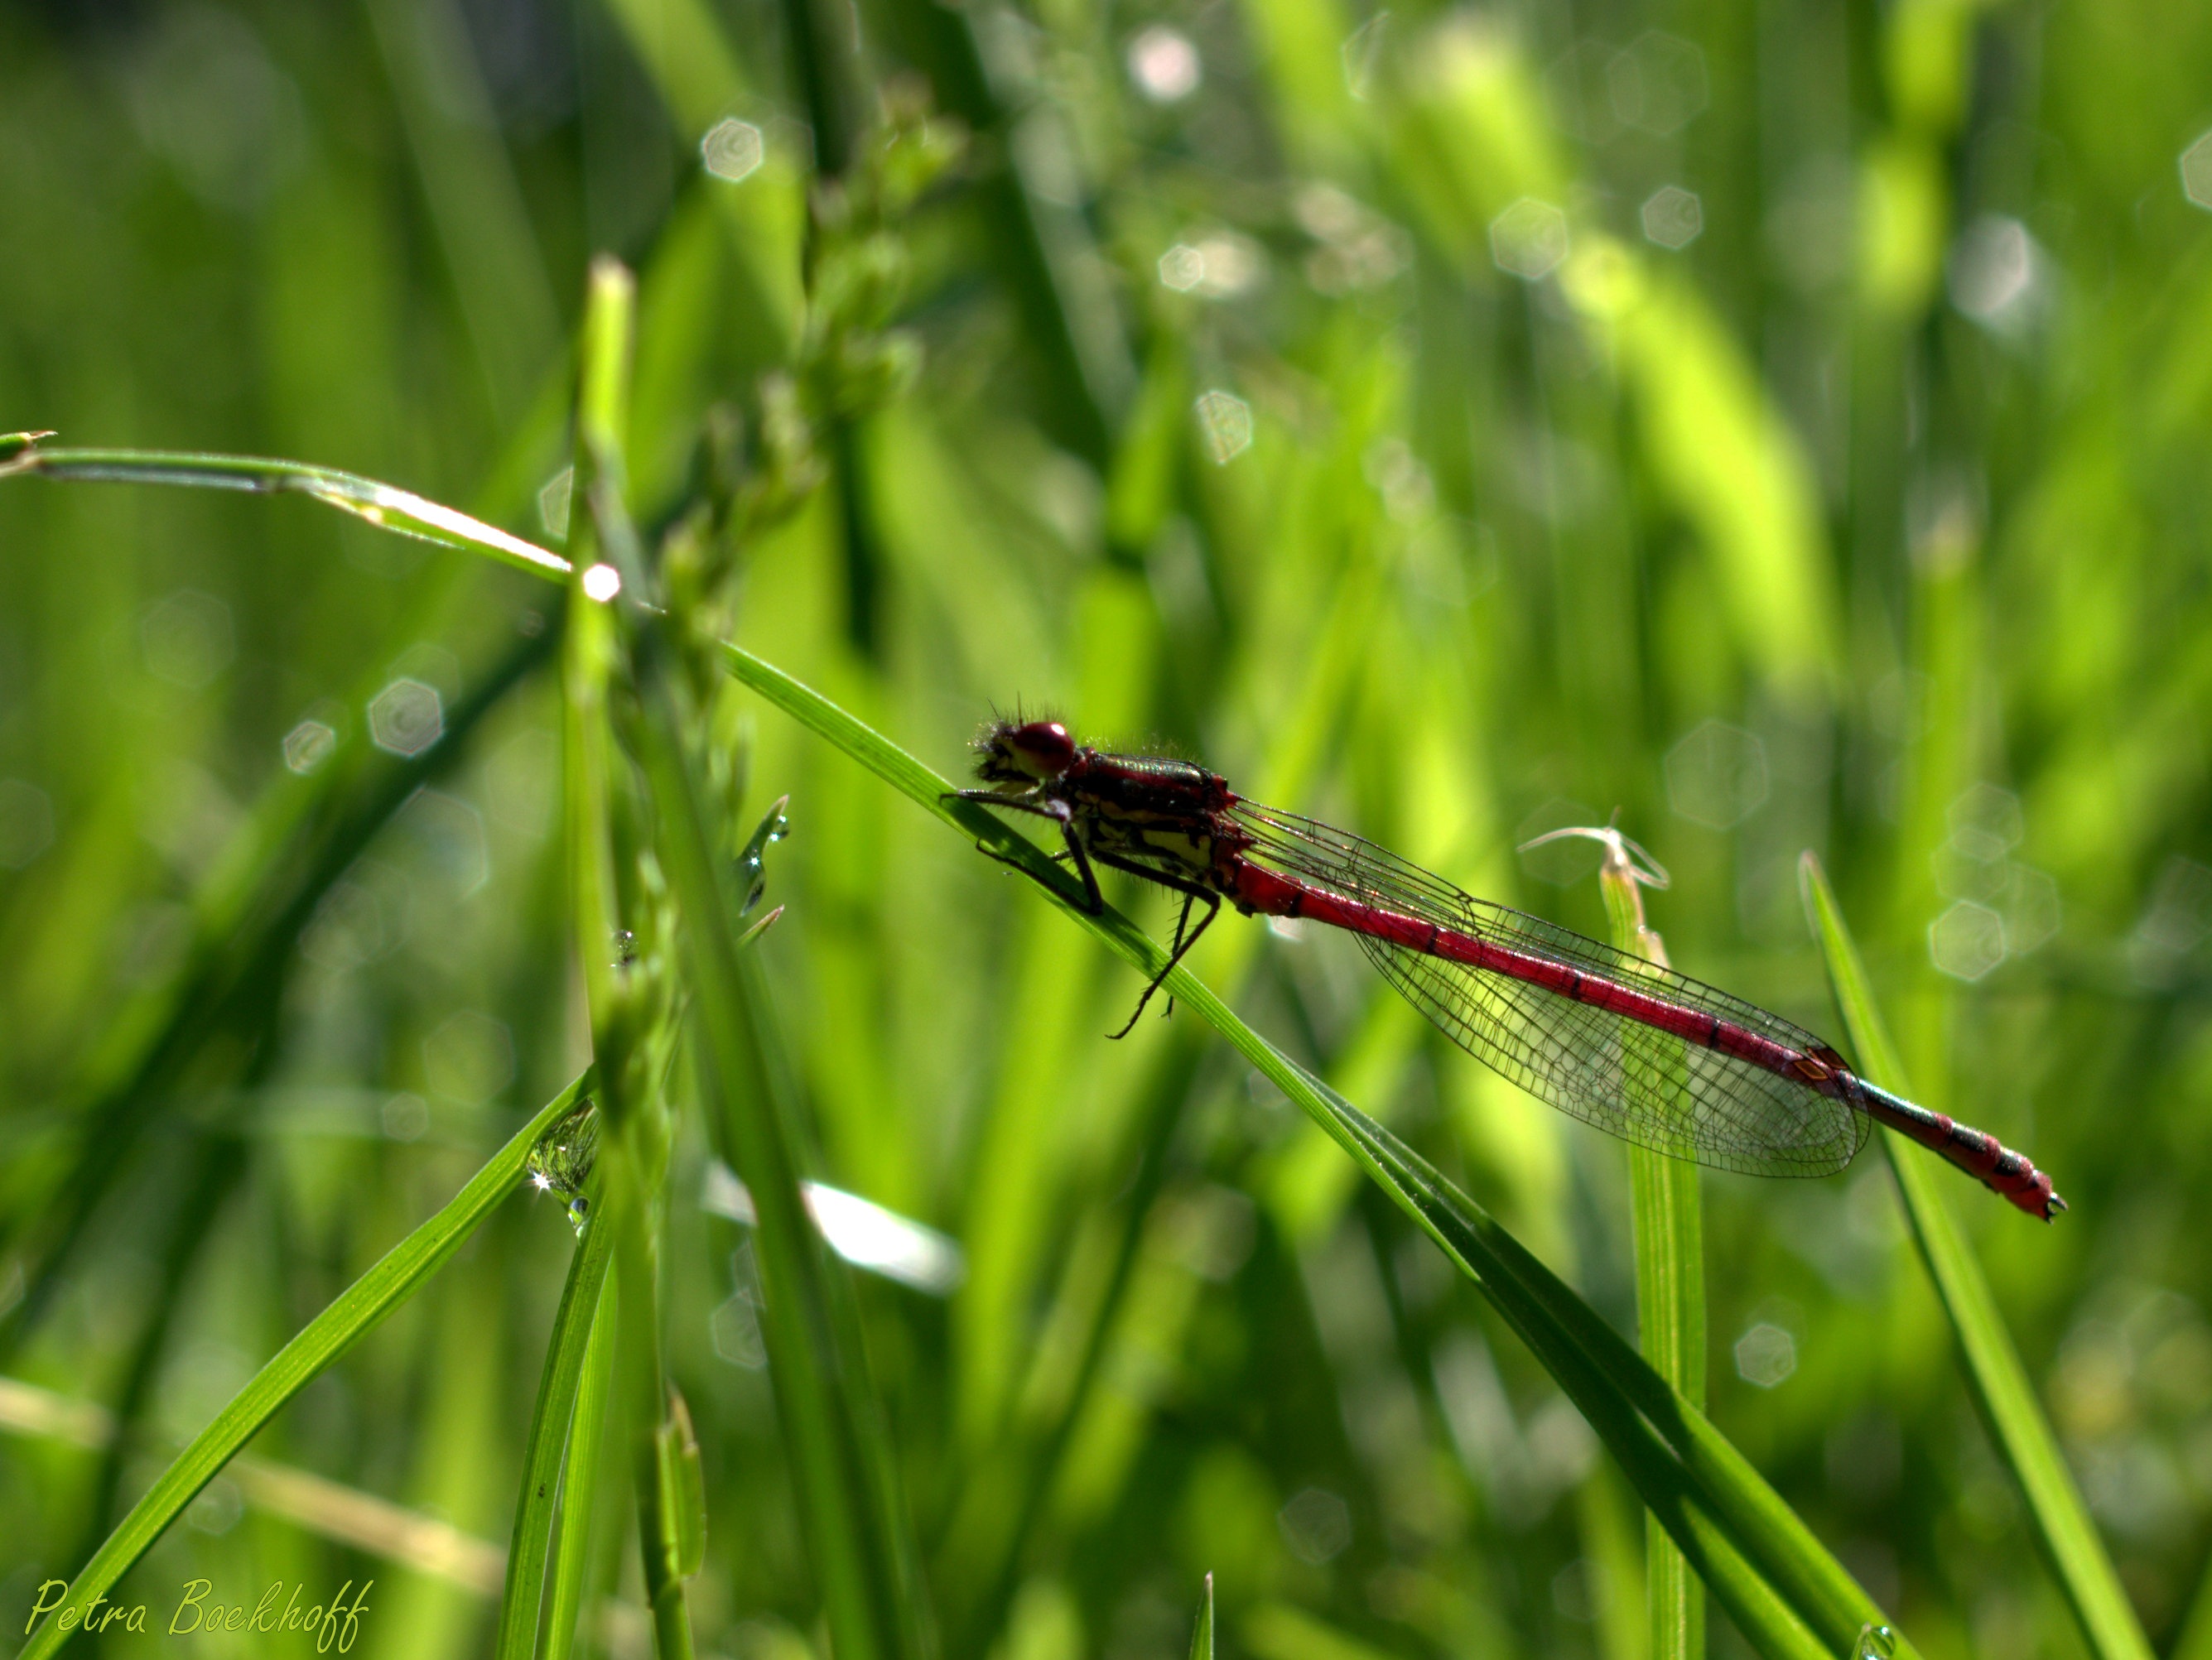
<box><xmin>5</xmin><ymin>0</ymin><xmax>2212</xmax><ymax>1656</ymax></box>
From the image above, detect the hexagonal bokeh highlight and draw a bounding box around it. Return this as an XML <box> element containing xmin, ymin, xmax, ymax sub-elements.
<box><xmin>2002</xmin><ymin>865</ymin><xmax>2062</xmax><ymax>956</ymax></box>
<box><xmin>1277</xmin><ymin>1487</ymin><xmax>1352</xmax><ymax>1564</ymax></box>
<box><xmin>1341</xmin><ymin>13</ymin><xmax>1388</xmax><ymax>102</ymax></box>
<box><xmin>422</xmin><ymin>1010</ymin><xmax>516</xmax><ymax>1104</ymax></box>
<box><xmin>1127</xmin><ymin>25</ymin><xmax>1202</xmax><ymax>103</ymax></box>
<box><xmin>0</xmin><ymin>779</ymin><xmax>56</xmax><ymax>870</ymax></box>
<box><xmin>380</xmin><ymin>1092</ymin><xmax>430</xmax><ymax>1142</ymax></box>
<box><xmin>1544</xmin><ymin>40</ymin><xmax>1622</xmax><ymax>144</ymax></box>
<box><xmin>1947</xmin><ymin>215</ymin><xmax>2043</xmax><ymax>334</ymax></box>
<box><xmin>141</xmin><ymin>589</ymin><xmax>235</xmax><ymax>689</ymax></box>
<box><xmin>282</xmin><ymin>719</ymin><xmax>338</xmax><ymax>776</ymax></box>
<box><xmin>1608</xmin><ymin>31</ymin><xmax>1708</xmax><ymax>136</ymax></box>
<box><xmin>402</xmin><ymin>788</ymin><xmax>489</xmax><ymax>898</ymax></box>
<box><xmin>712</xmin><ymin>1292</ymin><xmax>768</xmax><ymax>1369</ymax></box>
<box><xmin>1641</xmin><ymin>184</ymin><xmax>1703</xmax><ymax>249</ymax></box>
<box><xmin>2182</xmin><ymin>130</ymin><xmax>2212</xmax><ymax>211</ymax></box>
<box><xmin>1664</xmin><ymin>719</ymin><xmax>1769</xmax><ymax>830</ymax></box>
<box><xmin>1734</xmin><ymin>1322</ymin><xmax>1796</xmax><ymax>1388</ymax></box>
<box><xmin>1159</xmin><ymin>234</ymin><xmax>1263</xmax><ymax>299</ymax></box>
<box><xmin>298</xmin><ymin>861</ymin><xmax>409</xmax><ymax>970</ymax></box>
<box><xmin>1929</xmin><ymin>900</ymin><xmax>2006</xmax><ymax>982</ymax></box>
<box><xmin>701</xmin><ymin>118</ymin><xmax>764</xmax><ymax>183</ymax></box>
<box><xmin>1946</xmin><ymin>782</ymin><xmax>2025</xmax><ymax>858</ymax></box>
<box><xmin>1490</xmin><ymin>198</ymin><xmax>1569</xmax><ymax>281</ymax></box>
<box><xmin>1194</xmin><ymin>389</ymin><xmax>1253</xmax><ymax>464</ymax></box>
<box><xmin>537</xmin><ymin>466</ymin><xmax>573</xmax><ymax>539</ymax></box>
<box><xmin>368</xmin><ymin>677</ymin><xmax>443</xmax><ymax>758</ymax></box>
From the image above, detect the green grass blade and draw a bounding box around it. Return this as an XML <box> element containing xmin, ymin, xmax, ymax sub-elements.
<box><xmin>562</xmin><ymin>244</ymin><xmax>924</xmax><ymax>1658</ymax></box>
<box><xmin>1188</xmin><ymin>1573</ymin><xmax>1215</xmax><ymax>1660</ymax></box>
<box><xmin>709</xmin><ymin>643</ymin><xmax>1907</xmax><ymax>1658</ymax></box>
<box><xmin>1597</xmin><ymin>847</ymin><xmax>1706</xmax><ymax>1660</ymax></box>
<box><xmin>2174</xmin><ymin>1563</ymin><xmax>2212</xmax><ymax>1660</ymax></box>
<box><xmin>565</xmin><ymin>256</ymin><xmax>698</xmax><ymax>1660</ymax></box>
<box><xmin>1800</xmin><ymin>854</ymin><xmax>2153</xmax><ymax>1660</ymax></box>
<box><xmin>17</xmin><ymin>1070</ymin><xmax>595</xmax><ymax>1660</ymax></box>
<box><xmin>0</xmin><ymin>434</ymin><xmax>1932</xmax><ymax>1660</ymax></box>
<box><xmin>495</xmin><ymin>1186</ymin><xmax>617</xmax><ymax>1660</ymax></box>
<box><xmin>0</xmin><ymin>442</ymin><xmax>571</xmax><ymax>580</ymax></box>
<box><xmin>632</xmin><ymin>669</ymin><xmax>932</xmax><ymax>1660</ymax></box>
<box><xmin>543</xmin><ymin>1270</ymin><xmax>619</xmax><ymax>1660</ymax></box>
<box><xmin>1294</xmin><ymin>1064</ymin><xmax>1840</xmax><ymax>1660</ymax></box>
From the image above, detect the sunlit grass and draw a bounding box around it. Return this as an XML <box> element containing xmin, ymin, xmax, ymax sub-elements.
<box><xmin>7</xmin><ymin>1</ymin><xmax>2212</xmax><ymax>1658</ymax></box>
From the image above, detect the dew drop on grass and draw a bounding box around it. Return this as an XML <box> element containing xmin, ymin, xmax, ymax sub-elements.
<box><xmin>527</xmin><ymin>1098</ymin><xmax>601</xmax><ymax>1236</ymax></box>
<box><xmin>736</xmin><ymin>800</ymin><xmax>791</xmax><ymax>915</ymax></box>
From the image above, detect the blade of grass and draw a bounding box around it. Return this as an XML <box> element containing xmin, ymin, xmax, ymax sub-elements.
<box><xmin>1188</xmin><ymin>1573</ymin><xmax>1215</xmax><ymax>1660</ymax></box>
<box><xmin>0</xmin><ymin>443</ymin><xmax>571</xmax><ymax>580</ymax></box>
<box><xmin>631</xmin><ymin>589</ymin><xmax>934</xmax><ymax>1660</ymax></box>
<box><xmin>543</xmin><ymin>1268</ymin><xmax>619</xmax><ymax>1660</ymax></box>
<box><xmin>564</xmin><ymin>250</ymin><xmax>931</xmax><ymax>1660</ymax></box>
<box><xmin>565</xmin><ymin>257</ymin><xmax>699</xmax><ymax>1660</ymax></box>
<box><xmin>704</xmin><ymin>639</ymin><xmax>1910</xmax><ymax>1658</ymax></box>
<box><xmin>2174</xmin><ymin>1561</ymin><xmax>2212</xmax><ymax>1660</ymax></box>
<box><xmin>0</xmin><ymin>1377</ymin><xmax>505</xmax><ymax>1591</ymax></box>
<box><xmin>1800</xmin><ymin>854</ymin><xmax>2153</xmax><ymax>1660</ymax></box>
<box><xmin>5</xmin><ymin>446</ymin><xmax>1917</xmax><ymax>1660</ymax></box>
<box><xmin>495</xmin><ymin>1185</ymin><xmax>617</xmax><ymax>1660</ymax></box>
<box><xmin>16</xmin><ymin>1069</ymin><xmax>595</xmax><ymax>1660</ymax></box>
<box><xmin>1595</xmin><ymin>836</ymin><xmax>1706</xmax><ymax>1660</ymax></box>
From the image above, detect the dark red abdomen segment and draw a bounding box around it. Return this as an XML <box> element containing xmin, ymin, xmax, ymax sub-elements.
<box><xmin>1226</xmin><ymin>863</ymin><xmax>2065</xmax><ymax>1220</ymax></box>
<box><xmin>1847</xmin><ymin>1082</ymin><xmax>2063</xmax><ymax>1220</ymax></box>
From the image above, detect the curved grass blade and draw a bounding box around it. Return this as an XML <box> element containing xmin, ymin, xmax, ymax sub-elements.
<box><xmin>1800</xmin><ymin>854</ymin><xmax>2153</xmax><ymax>1660</ymax></box>
<box><xmin>706</xmin><ymin>642</ymin><xmax>1911</xmax><ymax>1659</ymax></box>
<box><xmin>0</xmin><ymin>442</ymin><xmax>571</xmax><ymax>580</ymax></box>
<box><xmin>0</xmin><ymin>439</ymin><xmax>1922</xmax><ymax>1660</ymax></box>
<box><xmin>17</xmin><ymin>1069</ymin><xmax>595</xmax><ymax>1660</ymax></box>
<box><xmin>1188</xmin><ymin>1573</ymin><xmax>1214</xmax><ymax>1660</ymax></box>
<box><xmin>495</xmin><ymin>1181</ymin><xmax>617</xmax><ymax>1660</ymax></box>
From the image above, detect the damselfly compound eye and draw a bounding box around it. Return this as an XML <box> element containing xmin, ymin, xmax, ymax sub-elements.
<box><xmin>1010</xmin><ymin>721</ymin><xmax>1075</xmax><ymax>774</ymax></box>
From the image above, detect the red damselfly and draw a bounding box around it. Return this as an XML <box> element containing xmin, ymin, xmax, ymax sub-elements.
<box><xmin>952</xmin><ymin>719</ymin><xmax>2064</xmax><ymax>1220</ymax></box>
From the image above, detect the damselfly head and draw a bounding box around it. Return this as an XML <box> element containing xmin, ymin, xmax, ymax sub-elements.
<box><xmin>974</xmin><ymin>718</ymin><xmax>1077</xmax><ymax>784</ymax></box>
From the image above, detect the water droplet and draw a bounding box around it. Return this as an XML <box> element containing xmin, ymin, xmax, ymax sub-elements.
<box><xmin>735</xmin><ymin>800</ymin><xmax>791</xmax><ymax>914</ymax></box>
<box><xmin>526</xmin><ymin>1098</ymin><xmax>601</xmax><ymax>1235</ymax></box>
<box><xmin>1853</xmin><ymin>1624</ymin><xmax>1897</xmax><ymax>1660</ymax></box>
<box><xmin>613</xmin><ymin>928</ymin><xmax>637</xmax><ymax>968</ymax></box>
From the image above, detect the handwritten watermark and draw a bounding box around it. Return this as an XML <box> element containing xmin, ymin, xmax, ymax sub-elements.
<box><xmin>25</xmin><ymin>1579</ymin><xmax>373</xmax><ymax>1652</ymax></box>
